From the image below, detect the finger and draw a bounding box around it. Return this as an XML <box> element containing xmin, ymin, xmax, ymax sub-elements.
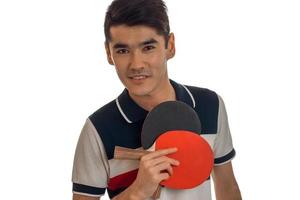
<box><xmin>151</xmin><ymin>156</ymin><xmax>180</xmax><ymax>167</ymax></box>
<box><xmin>157</xmin><ymin>172</ymin><xmax>171</xmax><ymax>181</ymax></box>
<box><xmin>142</xmin><ymin>147</ymin><xmax>178</xmax><ymax>160</ymax></box>
<box><xmin>153</xmin><ymin>162</ymin><xmax>173</xmax><ymax>176</ymax></box>
<box><xmin>156</xmin><ymin>167</ymin><xmax>173</xmax><ymax>177</ymax></box>
<box><xmin>164</xmin><ymin>165</ymin><xmax>173</xmax><ymax>176</ymax></box>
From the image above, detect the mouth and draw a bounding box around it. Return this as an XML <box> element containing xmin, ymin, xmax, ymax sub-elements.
<box><xmin>130</xmin><ymin>75</ymin><xmax>148</xmax><ymax>80</ymax></box>
<box><xmin>128</xmin><ymin>73</ymin><xmax>151</xmax><ymax>80</ymax></box>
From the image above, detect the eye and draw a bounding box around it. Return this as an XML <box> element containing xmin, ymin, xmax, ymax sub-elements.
<box><xmin>143</xmin><ymin>45</ymin><xmax>155</xmax><ymax>52</ymax></box>
<box><xmin>116</xmin><ymin>49</ymin><xmax>129</xmax><ymax>54</ymax></box>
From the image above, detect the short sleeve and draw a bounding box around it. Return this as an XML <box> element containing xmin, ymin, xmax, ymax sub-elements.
<box><xmin>213</xmin><ymin>95</ymin><xmax>236</xmax><ymax>166</ymax></box>
<box><xmin>72</xmin><ymin>118</ymin><xmax>109</xmax><ymax>197</ymax></box>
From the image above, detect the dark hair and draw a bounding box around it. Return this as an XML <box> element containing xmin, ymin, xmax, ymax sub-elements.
<box><xmin>104</xmin><ymin>0</ymin><xmax>170</xmax><ymax>48</ymax></box>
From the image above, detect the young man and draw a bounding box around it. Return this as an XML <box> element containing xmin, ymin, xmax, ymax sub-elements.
<box><xmin>72</xmin><ymin>0</ymin><xmax>242</xmax><ymax>199</ymax></box>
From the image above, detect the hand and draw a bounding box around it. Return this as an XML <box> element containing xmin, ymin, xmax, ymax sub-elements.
<box><xmin>131</xmin><ymin>148</ymin><xmax>180</xmax><ymax>199</ymax></box>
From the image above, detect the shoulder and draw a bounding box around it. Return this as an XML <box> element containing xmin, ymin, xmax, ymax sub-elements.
<box><xmin>184</xmin><ymin>84</ymin><xmax>220</xmax><ymax>111</ymax></box>
<box><xmin>86</xmin><ymin>98</ymin><xmax>142</xmax><ymax>159</ymax></box>
<box><xmin>184</xmin><ymin>84</ymin><xmax>219</xmax><ymax>103</ymax></box>
<box><xmin>87</xmin><ymin>99</ymin><xmax>124</xmax><ymax>158</ymax></box>
<box><xmin>184</xmin><ymin>84</ymin><xmax>220</xmax><ymax>134</ymax></box>
<box><xmin>89</xmin><ymin>99</ymin><xmax>119</xmax><ymax>123</ymax></box>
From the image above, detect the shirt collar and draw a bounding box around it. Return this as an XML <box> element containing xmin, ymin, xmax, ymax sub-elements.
<box><xmin>115</xmin><ymin>79</ymin><xmax>196</xmax><ymax>123</ymax></box>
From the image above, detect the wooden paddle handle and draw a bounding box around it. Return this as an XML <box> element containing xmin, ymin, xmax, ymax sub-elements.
<box><xmin>151</xmin><ymin>186</ymin><xmax>161</xmax><ymax>199</ymax></box>
<box><xmin>114</xmin><ymin>146</ymin><xmax>150</xmax><ymax>160</ymax></box>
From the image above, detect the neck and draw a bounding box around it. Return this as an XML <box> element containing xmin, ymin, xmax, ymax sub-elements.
<box><xmin>129</xmin><ymin>79</ymin><xmax>176</xmax><ymax>111</ymax></box>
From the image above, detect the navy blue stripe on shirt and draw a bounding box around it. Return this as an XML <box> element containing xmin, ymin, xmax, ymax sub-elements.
<box><xmin>73</xmin><ymin>183</ymin><xmax>106</xmax><ymax>196</ymax></box>
<box><xmin>214</xmin><ymin>149</ymin><xmax>236</xmax><ymax>164</ymax></box>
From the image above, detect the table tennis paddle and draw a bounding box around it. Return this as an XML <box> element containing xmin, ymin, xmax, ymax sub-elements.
<box><xmin>114</xmin><ymin>101</ymin><xmax>214</xmax><ymax>196</ymax></box>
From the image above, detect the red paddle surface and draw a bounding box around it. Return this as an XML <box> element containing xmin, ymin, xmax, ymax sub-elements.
<box><xmin>155</xmin><ymin>130</ymin><xmax>214</xmax><ymax>189</ymax></box>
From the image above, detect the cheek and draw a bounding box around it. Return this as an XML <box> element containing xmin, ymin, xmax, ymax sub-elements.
<box><xmin>150</xmin><ymin>54</ymin><xmax>167</xmax><ymax>73</ymax></box>
<box><xmin>113</xmin><ymin>63</ymin><xmax>126</xmax><ymax>80</ymax></box>
<box><xmin>111</xmin><ymin>51</ymin><xmax>130</xmax><ymax>65</ymax></box>
<box><xmin>149</xmin><ymin>51</ymin><xmax>167</xmax><ymax>66</ymax></box>
<box><xmin>112</xmin><ymin>57</ymin><xmax>128</xmax><ymax>74</ymax></box>
<box><xmin>115</xmin><ymin>66</ymin><xmax>125</xmax><ymax>78</ymax></box>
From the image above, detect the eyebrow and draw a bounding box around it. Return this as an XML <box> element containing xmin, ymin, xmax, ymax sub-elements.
<box><xmin>141</xmin><ymin>38</ymin><xmax>158</xmax><ymax>46</ymax></box>
<box><xmin>113</xmin><ymin>43</ymin><xmax>128</xmax><ymax>49</ymax></box>
<box><xmin>113</xmin><ymin>38</ymin><xmax>158</xmax><ymax>49</ymax></box>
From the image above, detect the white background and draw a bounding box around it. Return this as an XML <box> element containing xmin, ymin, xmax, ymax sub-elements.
<box><xmin>0</xmin><ymin>0</ymin><xmax>299</xmax><ymax>199</ymax></box>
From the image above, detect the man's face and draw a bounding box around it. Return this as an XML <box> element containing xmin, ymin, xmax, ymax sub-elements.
<box><xmin>106</xmin><ymin>25</ymin><xmax>175</xmax><ymax>98</ymax></box>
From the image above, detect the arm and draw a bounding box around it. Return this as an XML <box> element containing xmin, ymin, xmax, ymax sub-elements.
<box><xmin>73</xmin><ymin>194</ymin><xmax>100</xmax><ymax>200</ymax></box>
<box><xmin>112</xmin><ymin>148</ymin><xmax>179</xmax><ymax>200</ymax></box>
<box><xmin>72</xmin><ymin>119</ymin><xmax>109</xmax><ymax>199</ymax></box>
<box><xmin>212</xmin><ymin>162</ymin><xmax>242</xmax><ymax>200</ymax></box>
<box><xmin>110</xmin><ymin>184</ymin><xmax>144</xmax><ymax>200</ymax></box>
<box><xmin>72</xmin><ymin>120</ymin><xmax>178</xmax><ymax>200</ymax></box>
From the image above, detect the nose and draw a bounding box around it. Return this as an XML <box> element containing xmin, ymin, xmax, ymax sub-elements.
<box><xmin>129</xmin><ymin>50</ymin><xmax>145</xmax><ymax>70</ymax></box>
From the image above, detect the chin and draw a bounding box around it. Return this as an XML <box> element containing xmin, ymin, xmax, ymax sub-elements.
<box><xmin>127</xmin><ymin>87</ymin><xmax>152</xmax><ymax>97</ymax></box>
<box><xmin>123</xmin><ymin>78</ymin><xmax>154</xmax><ymax>97</ymax></box>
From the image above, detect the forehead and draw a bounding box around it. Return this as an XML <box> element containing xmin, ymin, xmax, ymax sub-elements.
<box><xmin>109</xmin><ymin>25</ymin><xmax>164</xmax><ymax>46</ymax></box>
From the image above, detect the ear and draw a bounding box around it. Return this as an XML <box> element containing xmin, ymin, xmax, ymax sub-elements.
<box><xmin>105</xmin><ymin>42</ymin><xmax>114</xmax><ymax>65</ymax></box>
<box><xmin>166</xmin><ymin>33</ymin><xmax>176</xmax><ymax>60</ymax></box>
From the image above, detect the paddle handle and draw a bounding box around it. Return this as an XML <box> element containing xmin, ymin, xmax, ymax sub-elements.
<box><xmin>152</xmin><ymin>186</ymin><xmax>161</xmax><ymax>199</ymax></box>
<box><xmin>114</xmin><ymin>146</ymin><xmax>150</xmax><ymax>160</ymax></box>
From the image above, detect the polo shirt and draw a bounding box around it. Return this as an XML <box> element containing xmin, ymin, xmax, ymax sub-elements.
<box><xmin>72</xmin><ymin>80</ymin><xmax>236</xmax><ymax>199</ymax></box>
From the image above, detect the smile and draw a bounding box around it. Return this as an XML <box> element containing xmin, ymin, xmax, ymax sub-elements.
<box><xmin>130</xmin><ymin>75</ymin><xmax>147</xmax><ymax>80</ymax></box>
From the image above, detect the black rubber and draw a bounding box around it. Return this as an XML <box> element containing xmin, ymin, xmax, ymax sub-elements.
<box><xmin>141</xmin><ymin>101</ymin><xmax>202</xmax><ymax>149</ymax></box>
